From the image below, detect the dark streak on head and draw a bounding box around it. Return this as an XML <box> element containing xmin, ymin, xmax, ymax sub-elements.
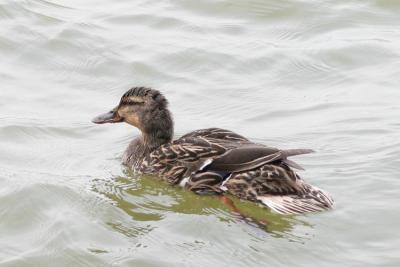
<box><xmin>119</xmin><ymin>87</ymin><xmax>168</xmax><ymax>108</ymax></box>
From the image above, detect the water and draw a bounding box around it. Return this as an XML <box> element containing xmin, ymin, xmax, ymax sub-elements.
<box><xmin>1</xmin><ymin>0</ymin><xmax>400</xmax><ymax>266</ymax></box>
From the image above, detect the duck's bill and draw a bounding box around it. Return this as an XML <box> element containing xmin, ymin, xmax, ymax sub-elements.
<box><xmin>92</xmin><ymin>110</ymin><xmax>123</xmax><ymax>124</ymax></box>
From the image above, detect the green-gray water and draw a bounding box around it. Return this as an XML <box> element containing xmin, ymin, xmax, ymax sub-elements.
<box><xmin>1</xmin><ymin>0</ymin><xmax>400</xmax><ymax>266</ymax></box>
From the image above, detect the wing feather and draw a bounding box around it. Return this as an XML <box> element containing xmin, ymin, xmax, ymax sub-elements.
<box><xmin>207</xmin><ymin>146</ymin><xmax>313</xmax><ymax>173</ymax></box>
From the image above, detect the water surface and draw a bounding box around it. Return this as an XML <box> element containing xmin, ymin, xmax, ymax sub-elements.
<box><xmin>1</xmin><ymin>0</ymin><xmax>400</xmax><ymax>266</ymax></box>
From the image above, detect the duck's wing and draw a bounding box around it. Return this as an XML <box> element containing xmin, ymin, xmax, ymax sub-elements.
<box><xmin>181</xmin><ymin>128</ymin><xmax>312</xmax><ymax>172</ymax></box>
<box><xmin>181</xmin><ymin>128</ymin><xmax>249</xmax><ymax>142</ymax></box>
<box><xmin>150</xmin><ymin>134</ymin><xmax>312</xmax><ymax>183</ymax></box>
<box><xmin>206</xmin><ymin>145</ymin><xmax>314</xmax><ymax>173</ymax></box>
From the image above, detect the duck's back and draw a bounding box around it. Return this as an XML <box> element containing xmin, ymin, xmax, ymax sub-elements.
<box><xmin>143</xmin><ymin>127</ymin><xmax>304</xmax><ymax>183</ymax></box>
<box><xmin>180</xmin><ymin>127</ymin><xmax>250</xmax><ymax>142</ymax></box>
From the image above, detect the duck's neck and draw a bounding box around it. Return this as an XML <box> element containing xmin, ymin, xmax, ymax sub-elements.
<box><xmin>140</xmin><ymin>108</ymin><xmax>174</xmax><ymax>152</ymax></box>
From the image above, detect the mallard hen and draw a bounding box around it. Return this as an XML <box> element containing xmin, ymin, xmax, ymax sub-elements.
<box><xmin>92</xmin><ymin>87</ymin><xmax>333</xmax><ymax>214</ymax></box>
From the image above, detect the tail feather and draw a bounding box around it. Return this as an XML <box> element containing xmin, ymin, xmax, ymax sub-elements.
<box><xmin>281</xmin><ymin>149</ymin><xmax>315</xmax><ymax>158</ymax></box>
<box><xmin>256</xmin><ymin>186</ymin><xmax>334</xmax><ymax>215</ymax></box>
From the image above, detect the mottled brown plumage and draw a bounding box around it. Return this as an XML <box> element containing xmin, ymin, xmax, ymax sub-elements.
<box><xmin>93</xmin><ymin>87</ymin><xmax>334</xmax><ymax>215</ymax></box>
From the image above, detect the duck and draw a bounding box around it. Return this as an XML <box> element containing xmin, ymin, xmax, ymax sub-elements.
<box><xmin>92</xmin><ymin>87</ymin><xmax>333</xmax><ymax>215</ymax></box>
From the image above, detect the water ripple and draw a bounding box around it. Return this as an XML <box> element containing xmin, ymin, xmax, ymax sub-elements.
<box><xmin>1</xmin><ymin>0</ymin><xmax>400</xmax><ymax>266</ymax></box>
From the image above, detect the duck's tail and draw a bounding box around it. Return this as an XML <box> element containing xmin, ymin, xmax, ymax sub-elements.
<box><xmin>256</xmin><ymin>185</ymin><xmax>334</xmax><ymax>215</ymax></box>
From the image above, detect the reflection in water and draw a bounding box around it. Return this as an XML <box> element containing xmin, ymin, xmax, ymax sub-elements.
<box><xmin>90</xmin><ymin>168</ymin><xmax>312</xmax><ymax>240</ymax></box>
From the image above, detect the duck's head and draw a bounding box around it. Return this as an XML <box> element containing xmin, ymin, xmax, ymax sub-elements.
<box><xmin>92</xmin><ymin>87</ymin><xmax>173</xmax><ymax>147</ymax></box>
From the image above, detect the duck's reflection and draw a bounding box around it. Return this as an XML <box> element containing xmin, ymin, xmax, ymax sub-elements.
<box><xmin>91</xmin><ymin>168</ymin><xmax>313</xmax><ymax>241</ymax></box>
